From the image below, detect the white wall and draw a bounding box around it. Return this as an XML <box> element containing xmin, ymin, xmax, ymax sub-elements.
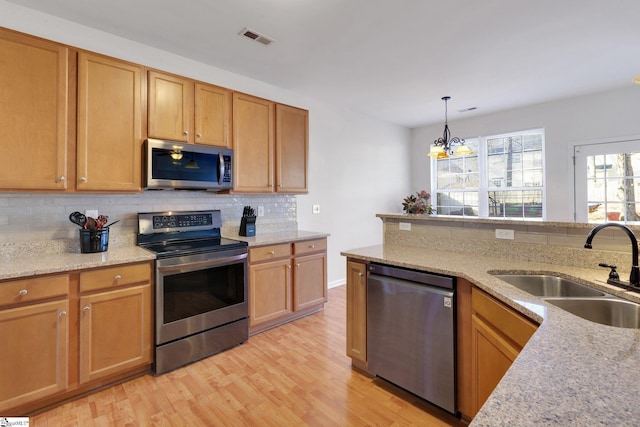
<box><xmin>411</xmin><ymin>86</ymin><xmax>640</xmax><ymax>222</ymax></box>
<box><xmin>0</xmin><ymin>1</ymin><xmax>411</xmax><ymax>286</ymax></box>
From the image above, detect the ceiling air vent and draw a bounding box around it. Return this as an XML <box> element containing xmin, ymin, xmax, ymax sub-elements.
<box><xmin>239</xmin><ymin>27</ymin><xmax>274</xmax><ymax>46</ymax></box>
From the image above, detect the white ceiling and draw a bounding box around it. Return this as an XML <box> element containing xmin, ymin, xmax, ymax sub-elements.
<box><xmin>8</xmin><ymin>0</ymin><xmax>640</xmax><ymax>128</ymax></box>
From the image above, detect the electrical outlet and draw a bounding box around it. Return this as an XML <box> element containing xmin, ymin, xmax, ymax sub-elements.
<box><xmin>495</xmin><ymin>229</ymin><xmax>515</xmax><ymax>240</ymax></box>
<box><xmin>399</xmin><ymin>222</ymin><xmax>411</xmax><ymax>231</ymax></box>
<box><xmin>257</xmin><ymin>206</ymin><xmax>264</xmax><ymax>217</ymax></box>
<box><xmin>85</xmin><ymin>209</ymin><xmax>98</xmax><ymax>219</ymax></box>
<box><xmin>312</xmin><ymin>205</ymin><xmax>320</xmax><ymax>214</ymax></box>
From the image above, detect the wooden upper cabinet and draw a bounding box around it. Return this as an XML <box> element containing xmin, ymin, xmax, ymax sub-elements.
<box><xmin>148</xmin><ymin>70</ymin><xmax>193</xmax><ymax>142</ymax></box>
<box><xmin>76</xmin><ymin>52</ymin><xmax>143</xmax><ymax>191</ymax></box>
<box><xmin>276</xmin><ymin>104</ymin><xmax>308</xmax><ymax>193</ymax></box>
<box><xmin>148</xmin><ymin>71</ymin><xmax>231</xmax><ymax>147</ymax></box>
<box><xmin>0</xmin><ymin>29</ymin><xmax>69</xmax><ymax>190</ymax></box>
<box><xmin>194</xmin><ymin>83</ymin><xmax>231</xmax><ymax>147</ymax></box>
<box><xmin>232</xmin><ymin>93</ymin><xmax>275</xmax><ymax>192</ymax></box>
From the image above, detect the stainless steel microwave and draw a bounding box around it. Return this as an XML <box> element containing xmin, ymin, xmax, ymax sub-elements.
<box><xmin>144</xmin><ymin>138</ymin><xmax>233</xmax><ymax>190</ymax></box>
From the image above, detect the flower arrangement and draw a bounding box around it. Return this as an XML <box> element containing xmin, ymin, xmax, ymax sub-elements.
<box><xmin>402</xmin><ymin>190</ymin><xmax>434</xmax><ymax>215</ymax></box>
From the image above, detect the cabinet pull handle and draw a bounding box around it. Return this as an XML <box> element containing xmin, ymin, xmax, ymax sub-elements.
<box><xmin>114</xmin><ymin>275</ymin><xmax>122</xmax><ymax>280</ymax></box>
<box><xmin>19</xmin><ymin>289</ymin><xmax>28</xmax><ymax>296</ymax></box>
<box><xmin>83</xmin><ymin>306</ymin><xmax>91</xmax><ymax>312</ymax></box>
<box><xmin>79</xmin><ymin>177</ymin><xmax>87</xmax><ymax>183</ymax></box>
<box><xmin>59</xmin><ymin>310</ymin><xmax>67</xmax><ymax>318</ymax></box>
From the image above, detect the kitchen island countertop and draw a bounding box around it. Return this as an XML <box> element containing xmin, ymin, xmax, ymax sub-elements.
<box><xmin>342</xmin><ymin>243</ymin><xmax>640</xmax><ymax>426</ymax></box>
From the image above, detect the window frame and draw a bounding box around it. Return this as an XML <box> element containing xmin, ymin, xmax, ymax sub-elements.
<box><xmin>431</xmin><ymin>128</ymin><xmax>546</xmax><ymax>220</ymax></box>
<box><xmin>574</xmin><ymin>137</ymin><xmax>640</xmax><ymax>224</ymax></box>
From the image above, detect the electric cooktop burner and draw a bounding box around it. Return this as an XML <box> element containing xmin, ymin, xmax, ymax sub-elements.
<box><xmin>136</xmin><ymin>210</ymin><xmax>248</xmax><ymax>258</ymax></box>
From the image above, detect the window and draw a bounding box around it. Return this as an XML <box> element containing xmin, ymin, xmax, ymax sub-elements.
<box><xmin>432</xmin><ymin>129</ymin><xmax>545</xmax><ymax>219</ymax></box>
<box><xmin>574</xmin><ymin>139</ymin><xmax>640</xmax><ymax>224</ymax></box>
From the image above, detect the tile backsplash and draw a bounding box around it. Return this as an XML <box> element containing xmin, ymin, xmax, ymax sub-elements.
<box><xmin>0</xmin><ymin>191</ymin><xmax>297</xmax><ymax>244</ymax></box>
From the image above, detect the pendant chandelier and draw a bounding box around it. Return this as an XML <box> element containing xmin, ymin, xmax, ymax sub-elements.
<box><xmin>428</xmin><ymin>96</ymin><xmax>472</xmax><ymax>159</ymax></box>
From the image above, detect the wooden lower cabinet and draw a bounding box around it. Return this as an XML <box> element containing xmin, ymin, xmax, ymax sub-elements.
<box><xmin>469</xmin><ymin>286</ymin><xmax>538</xmax><ymax>417</ymax></box>
<box><xmin>345</xmin><ymin>259</ymin><xmax>368</xmax><ymax>370</ymax></box>
<box><xmin>249</xmin><ymin>238</ymin><xmax>327</xmax><ymax>334</ymax></box>
<box><xmin>0</xmin><ymin>261</ymin><xmax>153</xmax><ymax>415</ymax></box>
<box><xmin>0</xmin><ymin>299</ymin><xmax>69</xmax><ymax>412</ymax></box>
<box><xmin>79</xmin><ymin>284</ymin><xmax>152</xmax><ymax>384</ymax></box>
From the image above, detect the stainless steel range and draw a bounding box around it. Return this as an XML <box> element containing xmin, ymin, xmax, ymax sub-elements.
<box><xmin>137</xmin><ymin>210</ymin><xmax>248</xmax><ymax>375</ymax></box>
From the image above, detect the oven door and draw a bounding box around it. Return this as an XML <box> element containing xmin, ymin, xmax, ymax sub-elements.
<box><xmin>155</xmin><ymin>248</ymin><xmax>248</xmax><ymax>345</ymax></box>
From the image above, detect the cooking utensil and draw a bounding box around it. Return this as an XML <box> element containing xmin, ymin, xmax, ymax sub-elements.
<box><xmin>84</xmin><ymin>216</ymin><xmax>97</xmax><ymax>230</ymax></box>
<box><xmin>104</xmin><ymin>220</ymin><xmax>120</xmax><ymax>228</ymax></box>
<box><xmin>69</xmin><ymin>212</ymin><xmax>87</xmax><ymax>227</ymax></box>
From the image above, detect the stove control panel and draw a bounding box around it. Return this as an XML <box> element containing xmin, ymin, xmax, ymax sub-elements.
<box><xmin>153</xmin><ymin>213</ymin><xmax>213</xmax><ymax>229</ymax></box>
<box><xmin>138</xmin><ymin>210</ymin><xmax>223</xmax><ymax>235</ymax></box>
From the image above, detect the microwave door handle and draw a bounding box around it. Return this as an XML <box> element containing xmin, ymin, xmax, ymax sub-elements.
<box><xmin>218</xmin><ymin>153</ymin><xmax>224</xmax><ymax>185</ymax></box>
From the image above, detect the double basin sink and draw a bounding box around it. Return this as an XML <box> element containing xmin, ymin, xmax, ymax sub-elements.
<box><xmin>493</xmin><ymin>274</ymin><xmax>640</xmax><ymax>329</ymax></box>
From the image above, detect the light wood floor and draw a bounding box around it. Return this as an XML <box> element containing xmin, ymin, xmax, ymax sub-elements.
<box><xmin>32</xmin><ymin>285</ymin><xmax>467</xmax><ymax>426</ymax></box>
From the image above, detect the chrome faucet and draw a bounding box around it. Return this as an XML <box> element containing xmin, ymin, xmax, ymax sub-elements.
<box><xmin>584</xmin><ymin>223</ymin><xmax>640</xmax><ymax>287</ymax></box>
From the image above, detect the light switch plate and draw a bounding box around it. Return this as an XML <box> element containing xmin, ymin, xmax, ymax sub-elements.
<box><xmin>257</xmin><ymin>206</ymin><xmax>264</xmax><ymax>217</ymax></box>
<box><xmin>312</xmin><ymin>205</ymin><xmax>320</xmax><ymax>214</ymax></box>
<box><xmin>85</xmin><ymin>209</ymin><xmax>98</xmax><ymax>219</ymax></box>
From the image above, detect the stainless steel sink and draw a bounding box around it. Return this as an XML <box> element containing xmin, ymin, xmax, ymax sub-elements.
<box><xmin>493</xmin><ymin>274</ymin><xmax>607</xmax><ymax>297</ymax></box>
<box><xmin>544</xmin><ymin>297</ymin><xmax>640</xmax><ymax>328</ymax></box>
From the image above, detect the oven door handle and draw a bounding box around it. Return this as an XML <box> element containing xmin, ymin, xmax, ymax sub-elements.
<box><xmin>156</xmin><ymin>252</ymin><xmax>247</xmax><ymax>275</ymax></box>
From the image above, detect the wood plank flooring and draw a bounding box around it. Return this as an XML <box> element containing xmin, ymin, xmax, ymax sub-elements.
<box><xmin>32</xmin><ymin>285</ymin><xmax>467</xmax><ymax>426</ymax></box>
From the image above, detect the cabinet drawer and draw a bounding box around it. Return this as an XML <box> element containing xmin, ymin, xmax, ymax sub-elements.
<box><xmin>0</xmin><ymin>274</ymin><xmax>68</xmax><ymax>307</ymax></box>
<box><xmin>80</xmin><ymin>263</ymin><xmax>151</xmax><ymax>293</ymax></box>
<box><xmin>249</xmin><ymin>243</ymin><xmax>291</xmax><ymax>263</ymax></box>
<box><xmin>293</xmin><ymin>238</ymin><xmax>326</xmax><ymax>256</ymax></box>
<box><xmin>472</xmin><ymin>287</ymin><xmax>538</xmax><ymax>349</ymax></box>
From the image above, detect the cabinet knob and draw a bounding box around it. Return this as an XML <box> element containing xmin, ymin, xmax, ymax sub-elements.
<box><xmin>114</xmin><ymin>275</ymin><xmax>122</xmax><ymax>280</ymax></box>
<box><xmin>56</xmin><ymin>176</ymin><xmax>65</xmax><ymax>183</ymax></box>
<box><xmin>309</xmin><ymin>245</ymin><xmax>315</xmax><ymax>249</ymax></box>
<box><xmin>358</xmin><ymin>272</ymin><xmax>364</xmax><ymax>277</ymax></box>
<box><xmin>83</xmin><ymin>306</ymin><xmax>91</xmax><ymax>312</ymax></box>
<box><xmin>79</xmin><ymin>177</ymin><xmax>87</xmax><ymax>183</ymax></box>
<box><xmin>268</xmin><ymin>250</ymin><xmax>275</xmax><ymax>255</ymax></box>
<box><xmin>296</xmin><ymin>263</ymin><xmax>300</xmax><ymax>268</ymax></box>
<box><xmin>58</xmin><ymin>310</ymin><xmax>67</xmax><ymax>318</ymax></box>
<box><xmin>19</xmin><ymin>289</ymin><xmax>28</xmax><ymax>296</ymax></box>
<box><xmin>183</xmin><ymin>130</ymin><xmax>189</xmax><ymax>136</ymax></box>
<box><xmin>196</xmin><ymin>132</ymin><xmax>202</xmax><ymax>138</ymax></box>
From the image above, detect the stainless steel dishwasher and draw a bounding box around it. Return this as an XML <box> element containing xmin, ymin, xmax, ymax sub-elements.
<box><xmin>367</xmin><ymin>262</ymin><xmax>456</xmax><ymax>414</ymax></box>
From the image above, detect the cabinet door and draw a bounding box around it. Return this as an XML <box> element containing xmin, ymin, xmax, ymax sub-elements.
<box><xmin>249</xmin><ymin>258</ymin><xmax>292</xmax><ymax>327</ymax></box>
<box><xmin>470</xmin><ymin>314</ymin><xmax>519</xmax><ymax>415</ymax></box>
<box><xmin>275</xmin><ymin>104</ymin><xmax>308</xmax><ymax>193</ymax></box>
<box><xmin>77</xmin><ymin>52</ymin><xmax>143</xmax><ymax>191</ymax></box>
<box><xmin>232</xmin><ymin>93</ymin><xmax>275</xmax><ymax>192</ymax></box>
<box><xmin>148</xmin><ymin>71</ymin><xmax>193</xmax><ymax>142</ymax></box>
<box><xmin>79</xmin><ymin>284</ymin><xmax>152</xmax><ymax>384</ymax></box>
<box><xmin>293</xmin><ymin>252</ymin><xmax>327</xmax><ymax>311</ymax></box>
<box><xmin>346</xmin><ymin>260</ymin><xmax>367</xmax><ymax>363</ymax></box>
<box><xmin>0</xmin><ymin>29</ymin><xmax>68</xmax><ymax>190</ymax></box>
<box><xmin>194</xmin><ymin>83</ymin><xmax>231</xmax><ymax>147</ymax></box>
<box><xmin>0</xmin><ymin>300</ymin><xmax>69</xmax><ymax>412</ymax></box>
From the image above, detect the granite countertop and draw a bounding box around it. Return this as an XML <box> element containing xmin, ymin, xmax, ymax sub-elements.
<box><xmin>0</xmin><ymin>246</ymin><xmax>156</xmax><ymax>281</ymax></box>
<box><xmin>341</xmin><ymin>244</ymin><xmax>640</xmax><ymax>425</ymax></box>
<box><xmin>225</xmin><ymin>230</ymin><xmax>329</xmax><ymax>246</ymax></box>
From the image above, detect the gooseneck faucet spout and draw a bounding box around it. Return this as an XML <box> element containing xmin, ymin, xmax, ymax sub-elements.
<box><xmin>584</xmin><ymin>223</ymin><xmax>639</xmax><ymax>286</ymax></box>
